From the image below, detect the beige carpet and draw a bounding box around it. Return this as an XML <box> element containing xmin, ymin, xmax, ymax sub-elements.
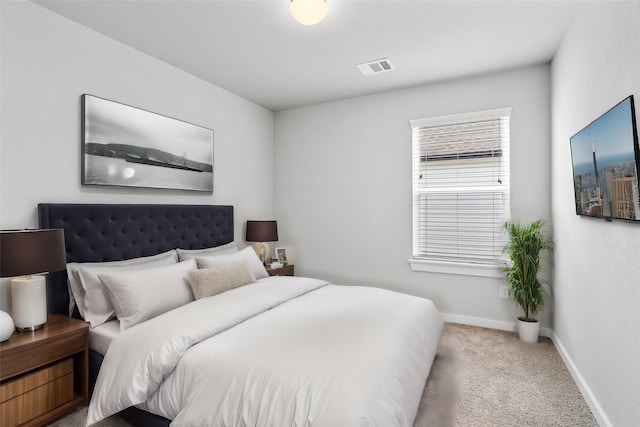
<box><xmin>414</xmin><ymin>323</ymin><xmax>597</xmax><ymax>427</ymax></box>
<box><xmin>48</xmin><ymin>323</ymin><xmax>597</xmax><ymax>427</ymax></box>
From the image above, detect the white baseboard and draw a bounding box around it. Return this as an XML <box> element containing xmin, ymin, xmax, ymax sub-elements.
<box><xmin>549</xmin><ymin>331</ymin><xmax>611</xmax><ymax>427</ymax></box>
<box><xmin>441</xmin><ymin>313</ymin><xmax>609</xmax><ymax>426</ymax></box>
<box><xmin>441</xmin><ymin>312</ymin><xmax>553</xmax><ymax>337</ymax></box>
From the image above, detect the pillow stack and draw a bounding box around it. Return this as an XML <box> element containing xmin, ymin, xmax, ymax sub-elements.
<box><xmin>65</xmin><ymin>242</ymin><xmax>272</xmax><ymax>331</ymax></box>
<box><xmin>67</xmin><ymin>250</ymin><xmax>179</xmax><ymax>327</ymax></box>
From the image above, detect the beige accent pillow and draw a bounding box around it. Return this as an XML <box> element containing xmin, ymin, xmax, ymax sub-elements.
<box><xmin>187</xmin><ymin>261</ymin><xmax>256</xmax><ymax>300</ymax></box>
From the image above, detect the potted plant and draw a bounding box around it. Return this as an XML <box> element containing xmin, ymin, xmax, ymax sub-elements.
<box><xmin>503</xmin><ymin>219</ymin><xmax>554</xmax><ymax>343</ymax></box>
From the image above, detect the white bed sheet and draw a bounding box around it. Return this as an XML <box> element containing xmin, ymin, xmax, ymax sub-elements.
<box><xmin>89</xmin><ymin>319</ymin><xmax>120</xmax><ymax>355</ymax></box>
<box><xmin>88</xmin><ymin>277</ymin><xmax>443</xmax><ymax>427</ymax></box>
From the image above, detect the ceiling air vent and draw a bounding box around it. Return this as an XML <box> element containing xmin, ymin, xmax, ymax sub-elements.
<box><xmin>356</xmin><ymin>58</ymin><xmax>395</xmax><ymax>76</ymax></box>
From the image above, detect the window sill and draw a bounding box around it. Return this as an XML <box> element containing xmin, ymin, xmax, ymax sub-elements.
<box><xmin>409</xmin><ymin>258</ymin><xmax>506</xmax><ymax>278</ymax></box>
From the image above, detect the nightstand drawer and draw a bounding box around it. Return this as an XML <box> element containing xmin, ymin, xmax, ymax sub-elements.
<box><xmin>0</xmin><ymin>330</ymin><xmax>85</xmax><ymax>380</ymax></box>
<box><xmin>267</xmin><ymin>264</ymin><xmax>294</xmax><ymax>276</ymax></box>
<box><xmin>0</xmin><ymin>358</ymin><xmax>74</xmax><ymax>426</ymax></box>
<box><xmin>0</xmin><ymin>314</ymin><xmax>89</xmax><ymax>426</ymax></box>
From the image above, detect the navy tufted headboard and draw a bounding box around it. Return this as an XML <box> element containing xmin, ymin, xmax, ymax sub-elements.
<box><xmin>38</xmin><ymin>203</ymin><xmax>234</xmax><ymax>317</ymax></box>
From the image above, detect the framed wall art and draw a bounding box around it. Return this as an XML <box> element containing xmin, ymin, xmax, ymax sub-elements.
<box><xmin>275</xmin><ymin>247</ymin><xmax>288</xmax><ymax>264</ymax></box>
<box><xmin>81</xmin><ymin>94</ymin><xmax>214</xmax><ymax>192</ymax></box>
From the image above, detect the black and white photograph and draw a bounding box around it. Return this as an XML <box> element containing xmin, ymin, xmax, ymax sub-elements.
<box><xmin>275</xmin><ymin>247</ymin><xmax>288</xmax><ymax>264</ymax></box>
<box><xmin>82</xmin><ymin>95</ymin><xmax>214</xmax><ymax>192</ymax></box>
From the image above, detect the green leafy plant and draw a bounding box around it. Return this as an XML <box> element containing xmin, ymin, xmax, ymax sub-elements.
<box><xmin>503</xmin><ymin>219</ymin><xmax>554</xmax><ymax>322</ymax></box>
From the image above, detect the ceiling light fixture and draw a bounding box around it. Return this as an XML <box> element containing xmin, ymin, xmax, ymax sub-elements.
<box><xmin>290</xmin><ymin>0</ymin><xmax>328</xmax><ymax>26</ymax></box>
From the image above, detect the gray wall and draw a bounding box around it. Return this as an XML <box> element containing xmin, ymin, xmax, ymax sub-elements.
<box><xmin>0</xmin><ymin>1</ymin><xmax>274</xmax><ymax>310</ymax></box>
<box><xmin>551</xmin><ymin>2</ymin><xmax>640</xmax><ymax>425</ymax></box>
<box><xmin>4</xmin><ymin>1</ymin><xmax>633</xmax><ymax>423</ymax></box>
<box><xmin>274</xmin><ymin>65</ymin><xmax>552</xmax><ymax>330</ymax></box>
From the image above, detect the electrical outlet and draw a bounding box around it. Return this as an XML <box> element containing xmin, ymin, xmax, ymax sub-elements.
<box><xmin>499</xmin><ymin>285</ymin><xmax>509</xmax><ymax>299</ymax></box>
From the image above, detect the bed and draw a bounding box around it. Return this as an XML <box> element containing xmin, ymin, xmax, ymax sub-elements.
<box><xmin>38</xmin><ymin>203</ymin><xmax>443</xmax><ymax>427</ymax></box>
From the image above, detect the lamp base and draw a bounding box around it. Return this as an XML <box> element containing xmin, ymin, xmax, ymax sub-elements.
<box><xmin>252</xmin><ymin>242</ymin><xmax>271</xmax><ymax>266</ymax></box>
<box><xmin>11</xmin><ymin>275</ymin><xmax>47</xmax><ymax>332</ymax></box>
<box><xmin>16</xmin><ymin>323</ymin><xmax>45</xmax><ymax>332</ymax></box>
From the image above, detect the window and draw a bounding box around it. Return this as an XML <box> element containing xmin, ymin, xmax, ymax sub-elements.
<box><xmin>410</xmin><ymin>108</ymin><xmax>511</xmax><ymax>276</ymax></box>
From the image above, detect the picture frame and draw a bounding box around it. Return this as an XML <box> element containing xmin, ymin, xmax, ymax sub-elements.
<box><xmin>81</xmin><ymin>94</ymin><xmax>214</xmax><ymax>192</ymax></box>
<box><xmin>275</xmin><ymin>247</ymin><xmax>288</xmax><ymax>265</ymax></box>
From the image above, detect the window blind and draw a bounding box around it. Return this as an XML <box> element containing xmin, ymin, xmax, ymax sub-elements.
<box><xmin>411</xmin><ymin>108</ymin><xmax>511</xmax><ymax>264</ymax></box>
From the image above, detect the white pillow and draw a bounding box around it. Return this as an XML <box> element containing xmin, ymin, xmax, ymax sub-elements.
<box><xmin>196</xmin><ymin>247</ymin><xmax>269</xmax><ymax>280</ymax></box>
<box><xmin>176</xmin><ymin>241</ymin><xmax>237</xmax><ymax>261</ymax></box>
<box><xmin>66</xmin><ymin>250</ymin><xmax>179</xmax><ymax>318</ymax></box>
<box><xmin>78</xmin><ymin>254</ymin><xmax>178</xmax><ymax>328</ymax></box>
<box><xmin>187</xmin><ymin>262</ymin><xmax>256</xmax><ymax>300</ymax></box>
<box><xmin>99</xmin><ymin>259</ymin><xmax>197</xmax><ymax>331</ymax></box>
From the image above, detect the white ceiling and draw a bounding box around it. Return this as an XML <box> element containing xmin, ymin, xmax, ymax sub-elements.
<box><xmin>34</xmin><ymin>0</ymin><xmax>582</xmax><ymax>111</ymax></box>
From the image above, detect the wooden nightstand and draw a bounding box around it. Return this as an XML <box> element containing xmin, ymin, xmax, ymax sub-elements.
<box><xmin>0</xmin><ymin>314</ymin><xmax>89</xmax><ymax>427</ymax></box>
<box><xmin>267</xmin><ymin>264</ymin><xmax>294</xmax><ymax>276</ymax></box>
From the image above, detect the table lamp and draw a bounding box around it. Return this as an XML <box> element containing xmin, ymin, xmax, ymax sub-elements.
<box><xmin>0</xmin><ymin>229</ymin><xmax>66</xmax><ymax>331</ymax></box>
<box><xmin>245</xmin><ymin>220</ymin><xmax>278</xmax><ymax>265</ymax></box>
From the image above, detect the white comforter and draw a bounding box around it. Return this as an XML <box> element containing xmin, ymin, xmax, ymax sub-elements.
<box><xmin>87</xmin><ymin>277</ymin><xmax>443</xmax><ymax>427</ymax></box>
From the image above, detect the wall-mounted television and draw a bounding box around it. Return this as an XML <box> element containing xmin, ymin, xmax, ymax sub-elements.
<box><xmin>570</xmin><ymin>95</ymin><xmax>640</xmax><ymax>221</ymax></box>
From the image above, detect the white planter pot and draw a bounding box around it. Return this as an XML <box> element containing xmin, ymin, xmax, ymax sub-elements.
<box><xmin>517</xmin><ymin>317</ymin><xmax>539</xmax><ymax>343</ymax></box>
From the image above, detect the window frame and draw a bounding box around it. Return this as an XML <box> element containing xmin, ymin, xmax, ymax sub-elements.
<box><xmin>409</xmin><ymin>107</ymin><xmax>512</xmax><ymax>277</ymax></box>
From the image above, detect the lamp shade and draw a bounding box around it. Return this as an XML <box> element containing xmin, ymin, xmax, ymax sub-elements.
<box><xmin>0</xmin><ymin>229</ymin><xmax>66</xmax><ymax>277</ymax></box>
<box><xmin>290</xmin><ymin>0</ymin><xmax>328</xmax><ymax>26</ymax></box>
<box><xmin>245</xmin><ymin>221</ymin><xmax>278</xmax><ymax>243</ymax></box>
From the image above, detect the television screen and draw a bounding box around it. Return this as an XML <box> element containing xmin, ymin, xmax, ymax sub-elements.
<box><xmin>570</xmin><ymin>95</ymin><xmax>640</xmax><ymax>221</ymax></box>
